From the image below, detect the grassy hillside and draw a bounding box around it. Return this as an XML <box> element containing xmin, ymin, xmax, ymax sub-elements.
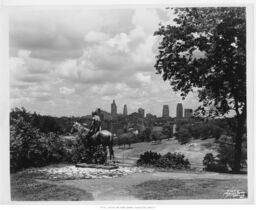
<box><xmin>113</xmin><ymin>138</ymin><xmax>218</xmax><ymax>170</ymax></box>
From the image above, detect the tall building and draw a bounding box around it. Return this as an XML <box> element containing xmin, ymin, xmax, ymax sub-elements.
<box><xmin>111</xmin><ymin>100</ymin><xmax>117</xmax><ymax>116</ymax></box>
<box><xmin>176</xmin><ymin>103</ymin><xmax>183</xmax><ymax>118</ymax></box>
<box><xmin>162</xmin><ymin>105</ymin><xmax>169</xmax><ymax>118</ymax></box>
<box><xmin>184</xmin><ymin>109</ymin><xmax>193</xmax><ymax>118</ymax></box>
<box><xmin>138</xmin><ymin>108</ymin><xmax>145</xmax><ymax>118</ymax></box>
<box><xmin>123</xmin><ymin>104</ymin><xmax>128</xmax><ymax>116</ymax></box>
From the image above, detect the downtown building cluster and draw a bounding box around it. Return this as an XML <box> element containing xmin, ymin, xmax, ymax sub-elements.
<box><xmin>83</xmin><ymin>100</ymin><xmax>193</xmax><ymax>135</ymax></box>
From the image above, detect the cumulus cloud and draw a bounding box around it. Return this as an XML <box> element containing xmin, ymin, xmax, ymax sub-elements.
<box><xmin>10</xmin><ymin>49</ymin><xmax>53</xmax><ymax>85</ymax></box>
<box><xmin>59</xmin><ymin>87</ymin><xmax>75</xmax><ymax>95</ymax></box>
<box><xmin>135</xmin><ymin>72</ymin><xmax>151</xmax><ymax>84</ymax></box>
<box><xmin>131</xmin><ymin>36</ymin><xmax>159</xmax><ymax>65</ymax></box>
<box><xmin>9</xmin><ymin>8</ymin><xmax>133</xmax><ymax>61</ymax></box>
<box><xmin>85</xmin><ymin>31</ymin><xmax>109</xmax><ymax>43</ymax></box>
<box><xmin>9</xmin><ymin>7</ymin><xmax>200</xmax><ymax>117</ymax></box>
<box><xmin>107</xmin><ymin>33</ymin><xmax>130</xmax><ymax>53</ymax></box>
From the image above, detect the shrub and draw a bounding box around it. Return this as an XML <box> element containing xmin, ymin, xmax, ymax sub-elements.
<box><xmin>10</xmin><ymin>117</ymin><xmax>41</xmax><ymax>172</ymax></box>
<box><xmin>136</xmin><ymin>151</ymin><xmax>161</xmax><ymax>166</ymax></box>
<box><xmin>10</xmin><ymin>117</ymin><xmax>67</xmax><ymax>172</ymax></box>
<box><xmin>202</xmin><ymin>153</ymin><xmax>228</xmax><ymax>172</ymax></box>
<box><xmin>155</xmin><ymin>152</ymin><xmax>190</xmax><ymax>169</ymax></box>
<box><xmin>92</xmin><ymin>147</ymin><xmax>108</xmax><ymax>164</ymax></box>
<box><xmin>203</xmin><ymin>153</ymin><xmax>216</xmax><ymax>169</ymax></box>
<box><xmin>137</xmin><ymin>151</ymin><xmax>190</xmax><ymax>169</ymax></box>
<box><xmin>66</xmin><ymin>136</ymin><xmax>90</xmax><ymax>163</ymax></box>
<box><xmin>64</xmin><ymin>136</ymin><xmax>107</xmax><ymax>164</ymax></box>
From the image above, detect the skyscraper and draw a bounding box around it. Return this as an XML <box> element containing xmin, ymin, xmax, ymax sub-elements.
<box><xmin>162</xmin><ymin>105</ymin><xmax>169</xmax><ymax>118</ymax></box>
<box><xmin>184</xmin><ymin>109</ymin><xmax>193</xmax><ymax>118</ymax></box>
<box><xmin>123</xmin><ymin>104</ymin><xmax>128</xmax><ymax>116</ymax></box>
<box><xmin>176</xmin><ymin>103</ymin><xmax>183</xmax><ymax>118</ymax></box>
<box><xmin>111</xmin><ymin>100</ymin><xmax>117</xmax><ymax>116</ymax></box>
<box><xmin>138</xmin><ymin>108</ymin><xmax>145</xmax><ymax>118</ymax></box>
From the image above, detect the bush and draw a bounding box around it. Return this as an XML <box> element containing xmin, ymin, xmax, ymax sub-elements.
<box><xmin>69</xmin><ymin>138</ymin><xmax>107</xmax><ymax>164</ymax></box>
<box><xmin>136</xmin><ymin>151</ymin><xmax>161</xmax><ymax>166</ymax></box>
<box><xmin>155</xmin><ymin>152</ymin><xmax>190</xmax><ymax>169</ymax></box>
<box><xmin>202</xmin><ymin>153</ymin><xmax>228</xmax><ymax>172</ymax></box>
<box><xmin>10</xmin><ymin>117</ymin><xmax>67</xmax><ymax>172</ymax></box>
<box><xmin>137</xmin><ymin>151</ymin><xmax>190</xmax><ymax>169</ymax></box>
<box><xmin>10</xmin><ymin>117</ymin><xmax>40</xmax><ymax>172</ymax></box>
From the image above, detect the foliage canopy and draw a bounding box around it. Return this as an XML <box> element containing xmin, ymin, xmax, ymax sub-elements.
<box><xmin>154</xmin><ymin>7</ymin><xmax>246</xmax><ymax>117</ymax></box>
<box><xmin>154</xmin><ymin>7</ymin><xmax>246</xmax><ymax>172</ymax></box>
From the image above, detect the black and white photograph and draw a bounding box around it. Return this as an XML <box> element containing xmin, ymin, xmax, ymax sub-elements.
<box><xmin>0</xmin><ymin>0</ymin><xmax>254</xmax><ymax>204</ymax></box>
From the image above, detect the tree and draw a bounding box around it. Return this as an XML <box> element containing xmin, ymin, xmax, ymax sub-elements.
<box><xmin>154</xmin><ymin>7</ymin><xmax>246</xmax><ymax>172</ymax></box>
<box><xmin>162</xmin><ymin>124</ymin><xmax>173</xmax><ymax>140</ymax></box>
<box><xmin>144</xmin><ymin>127</ymin><xmax>152</xmax><ymax>141</ymax></box>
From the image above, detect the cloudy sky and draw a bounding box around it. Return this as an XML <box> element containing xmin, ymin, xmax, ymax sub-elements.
<box><xmin>9</xmin><ymin>6</ymin><xmax>200</xmax><ymax>117</ymax></box>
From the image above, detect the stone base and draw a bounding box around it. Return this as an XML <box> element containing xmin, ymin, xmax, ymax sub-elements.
<box><xmin>75</xmin><ymin>163</ymin><xmax>119</xmax><ymax>170</ymax></box>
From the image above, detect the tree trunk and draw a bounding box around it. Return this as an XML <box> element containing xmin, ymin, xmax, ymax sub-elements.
<box><xmin>232</xmin><ymin>116</ymin><xmax>246</xmax><ymax>173</ymax></box>
<box><xmin>233</xmin><ymin>130</ymin><xmax>243</xmax><ymax>173</ymax></box>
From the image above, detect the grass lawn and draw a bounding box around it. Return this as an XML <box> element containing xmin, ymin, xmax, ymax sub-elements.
<box><xmin>11</xmin><ymin>171</ymin><xmax>94</xmax><ymax>201</ymax></box>
<box><xmin>129</xmin><ymin>178</ymin><xmax>247</xmax><ymax>200</ymax></box>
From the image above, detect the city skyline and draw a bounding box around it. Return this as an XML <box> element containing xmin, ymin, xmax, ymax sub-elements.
<box><xmin>99</xmin><ymin>99</ymin><xmax>192</xmax><ymax>119</ymax></box>
<box><xmin>9</xmin><ymin>6</ymin><xmax>201</xmax><ymax>117</ymax></box>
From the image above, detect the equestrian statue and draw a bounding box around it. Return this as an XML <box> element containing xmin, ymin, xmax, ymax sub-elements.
<box><xmin>71</xmin><ymin>109</ymin><xmax>115</xmax><ymax>162</ymax></box>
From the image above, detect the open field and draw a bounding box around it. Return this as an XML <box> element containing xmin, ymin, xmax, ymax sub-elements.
<box><xmin>113</xmin><ymin>138</ymin><xmax>218</xmax><ymax>169</ymax></box>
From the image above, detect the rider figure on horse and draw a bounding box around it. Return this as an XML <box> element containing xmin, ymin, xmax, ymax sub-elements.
<box><xmin>88</xmin><ymin>108</ymin><xmax>102</xmax><ymax>138</ymax></box>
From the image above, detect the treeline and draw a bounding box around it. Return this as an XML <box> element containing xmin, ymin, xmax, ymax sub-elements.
<box><xmin>10</xmin><ymin>107</ymin><xmax>98</xmax><ymax>172</ymax></box>
<box><xmin>175</xmin><ymin>117</ymin><xmax>245</xmax><ymax>144</ymax></box>
<box><xmin>10</xmin><ymin>107</ymin><xmax>90</xmax><ymax>134</ymax></box>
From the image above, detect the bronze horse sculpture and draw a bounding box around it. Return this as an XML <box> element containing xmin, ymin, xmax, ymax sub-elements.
<box><xmin>71</xmin><ymin>122</ymin><xmax>115</xmax><ymax>161</ymax></box>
